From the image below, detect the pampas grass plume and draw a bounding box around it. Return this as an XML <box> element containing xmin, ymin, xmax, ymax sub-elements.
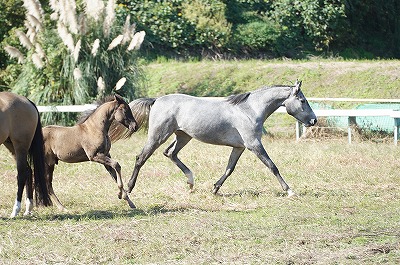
<box><xmin>74</xmin><ymin>39</ymin><xmax>81</xmax><ymax>62</ymax></box>
<box><xmin>84</xmin><ymin>0</ymin><xmax>104</xmax><ymax>21</ymax></box>
<box><xmin>35</xmin><ymin>43</ymin><xmax>46</xmax><ymax>59</ymax></box>
<box><xmin>91</xmin><ymin>39</ymin><xmax>100</xmax><ymax>56</ymax></box>
<box><xmin>107</xmin><ymin>34</ymin><xmax>123</xmax><ymax>50</ymax></box>
<box><xmin>32</xmin><ymin>53</ymin><xmax>43</xmax><ymax>68</ymax></box>
<box><xmin>97</xmin><ymin>76</ymin><xmax>105</xmax><ymax>93</ymax></box>
<box><xmin>127</xmin><ymin>31</ymin><xmax>145</xmax><ymax>51</ymax></box>
<box><xmin>26</xmin><ymin>14</ymin><xmax>43</xmax><ymax>32</ymax></box>
<box><xmin>73</xmin><ymin>67</ymin><xmax>82</xmax><ymax>80</ymax></box>
<box><xmin>16</xmin><ymin>30</ymin><xmax>33</xmax><ymax>49</ymax></box>
<box><xmin>103</xmin><ymin>0</ymin><xmax>115</xmax><ymax>37</ymax></box>
<box><xmin>5</xmin><ymin>46</ymin><xmax>25</xmax><ymax>63</ymax></box>
<box><xmin>23</xmin><ymin>0</ymin><xmax>44</xmax><ymax>23</ymax></box>
<box><xmin>115</xmin><ymin>77</ymin><xmax>126</xmax><ymax>91</ymax></box>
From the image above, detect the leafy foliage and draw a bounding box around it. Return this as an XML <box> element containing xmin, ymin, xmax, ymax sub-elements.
<box><xmin>3</xmin><ymin>0</ymin><xmax>146</xmax><ymax>124</ymax></box>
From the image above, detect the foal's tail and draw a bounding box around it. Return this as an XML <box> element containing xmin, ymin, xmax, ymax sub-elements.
<box><xmin>109</xmin><ymin>97</ymin><xmax>156</xmax><ymax>142</ymax></box>
<box><xmin>28</xmin><ymin>100</ymin><xmax>52</xmax><ymax>207</ymax></box>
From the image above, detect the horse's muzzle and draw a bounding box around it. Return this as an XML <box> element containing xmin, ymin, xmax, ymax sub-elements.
<box><xmin>129</xmin><ymin>122</ymin><xmax>138</xmax><ymax>132</ymax></box>
<box><xmin>306</xmin><ymin>118</ymin><xmax>317</xmax><ymax>127</ymax></box>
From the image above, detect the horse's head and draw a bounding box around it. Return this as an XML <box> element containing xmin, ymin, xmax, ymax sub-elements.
<box><xmin>283</xmin><ymin>80</ymin><xmax>317</xmax><ymax>127</ymax></box>
<box><xmin>113</xmin><ymin>94</ymin><xmax>138</xmax><ymax>132</ymax></box>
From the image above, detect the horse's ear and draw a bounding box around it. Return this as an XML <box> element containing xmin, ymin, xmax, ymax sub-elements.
<box><xmin>114</xmin><ymin>93</ymin><xmax>124</xmax><ymax>104</ymax></box>
<box><xmin>292</xmin><ymin>79</ymin><xmax>302</xmax><ymax>96</ymax></box>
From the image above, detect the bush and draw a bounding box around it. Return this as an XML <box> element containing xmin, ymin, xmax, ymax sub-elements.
<box><xmin>231</xmin><ymin>19</ymin><xmax>279</xmax><ymax>55</ymax></box>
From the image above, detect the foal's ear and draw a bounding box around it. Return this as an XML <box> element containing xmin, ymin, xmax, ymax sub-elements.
<box><xmin>292</xmin><ymin>79</ymin><xmax>302</xmax><ymax>96</ymax></box>
<box><xmin>114</xmin><ymin>93</ymin><xmax>125</xmax><ymax>104</ymax></box>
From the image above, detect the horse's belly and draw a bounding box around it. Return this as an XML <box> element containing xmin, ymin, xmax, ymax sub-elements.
<box><xmin>56</xmin><ymin>149</ymin><xmax>88</xmax><ymax>163</ymax></box>
<box><xmin>187</xmin><ymin>127</ymin><xmax>245</xmax><ymax>147</ymax></box>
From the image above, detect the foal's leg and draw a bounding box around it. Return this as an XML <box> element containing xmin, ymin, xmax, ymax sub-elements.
<box><xmin>102</xmin><ymin>162</ymin><xmax>135</xmax><ymax>208</ymax></box>
<box><xmin>91</xmin><ymin>153</ymin><xmax>135</xmax><ymax>209</ymax></box>
<box><xmin>46</xmin><ymin>164</ymin><xmax>68</xmax><ymax>212</ymax></box>
<box><xmin>163</xmin><ymin>132</ymin><xmax>194</xmax><ymax>189</ymax></box>
<box><xmin>212</xmin><ymin>147</ymin><xmax>245</xmax><ymax>194</ymax></box>
<box><xmin>247</xmin><ymin>140</ymin><xmax>295</xmax><ymax>197</ymax></box>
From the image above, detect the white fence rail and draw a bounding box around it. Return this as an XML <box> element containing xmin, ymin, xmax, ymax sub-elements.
<box><xmin>37</xmin><ymin>99</ymin><xmax>400</xmax><ymax>145</ymax></box>
<box><xmin>37</xmin><ymin>104</ymin><xmax>97</xmax><ymax>113</ymax></box>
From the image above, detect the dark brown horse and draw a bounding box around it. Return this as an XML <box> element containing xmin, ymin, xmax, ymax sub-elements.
<box><xmin>42</xmin><ymin>94</ymin><xmax>137</xmax><ymax>211</ymax></box>
<box><xmin>0</xmin><ymin>92</ymin><xmax>51</xmax><ymax>217</ymax></box>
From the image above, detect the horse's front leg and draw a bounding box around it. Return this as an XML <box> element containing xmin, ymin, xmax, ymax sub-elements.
<box><xmin>247</xmin><ymin>140</ymin><xmax>295</xmax><ymax>197</ymax></box>
<box><xmin>92</xmin><ymin>153</ymin><xmax>136</xmax><ymax>208</ymax></box>
<box><xmin>212</xmin><ymin>147</ymin><xmax>245</xmax><ymax>194</ymax></box>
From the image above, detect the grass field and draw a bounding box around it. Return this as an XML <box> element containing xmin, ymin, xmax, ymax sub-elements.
<box><xmin>1</xmin><ymin>130</ymin><xmax>399</xmax><ymax>264</ymax></box>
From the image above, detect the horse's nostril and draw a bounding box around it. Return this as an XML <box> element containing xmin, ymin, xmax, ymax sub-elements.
<box><xmin>310</xmin><ymin>118</ymin><xmax>317</xmax><ymax>125</ymax></box>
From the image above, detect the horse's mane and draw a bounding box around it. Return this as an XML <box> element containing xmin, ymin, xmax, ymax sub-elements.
<box><xmin>226</xmin><ymin>92</ymin><xmax>251</xmax><ymax>105</ymax></box>
<box><xmin>226</xmin><ymin>85</ymin><xmax>293</xmax><ymax>105</ymax></box>
<box><xmin>76</xmin><ymin>95</ymin><xmax>115</xmax><ymax>124</ymax></box>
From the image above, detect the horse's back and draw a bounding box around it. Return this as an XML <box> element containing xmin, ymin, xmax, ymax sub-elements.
<box><xmin>149</xmin><ymin>94</ymin><xmax>246</xmax><ymax>146</ymax></box>
<box><xmin>0</xmin><ymin>92</ymin><xmax>38</xmax><ymax>145</ymax></box>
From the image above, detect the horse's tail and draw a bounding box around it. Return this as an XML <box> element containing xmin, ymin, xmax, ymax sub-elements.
<box><xmin>109</xmin><ymin>97</ymin><xmax>156</xmax><ymax>142</ymax></box>
<box><xmin>28</xmin><ymin>100</ymin><xmax>52</xmax><ymax>206</ymax></box>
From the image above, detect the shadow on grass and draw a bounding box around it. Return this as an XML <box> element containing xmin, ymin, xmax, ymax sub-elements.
<box><xmin>30</xmin><ymin>204</ymin><xmax>193</xmax><ymax>221</ymax></box>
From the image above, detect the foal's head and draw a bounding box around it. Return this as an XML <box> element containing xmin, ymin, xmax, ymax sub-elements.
<box><xmin>283</xmin><ymin>80</ymin><xmax>317</xmax><ymax>127</ymax></box>
<box><xmin>113</xmin><ymin>94</ymin><xmax>138</xmax><ymax>132</ymax></box>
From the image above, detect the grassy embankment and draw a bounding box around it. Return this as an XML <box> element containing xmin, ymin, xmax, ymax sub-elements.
<box><xmin>0</xmin><ymin>60</ymin><xmax>399</xmax><ymax>264</ymax></box>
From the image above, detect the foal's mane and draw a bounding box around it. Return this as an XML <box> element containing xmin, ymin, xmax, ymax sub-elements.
<box><xmin>226</xmin><ymin>85</ymin><xmax>293</xmax><ymax>105</ymax></box>
<box><xmin>76</xmin><ymin>95</ymin><xmax>115</xmax><ymax>124</ymax></box>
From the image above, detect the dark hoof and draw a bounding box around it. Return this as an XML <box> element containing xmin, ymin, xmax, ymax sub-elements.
<box><xmin>212</xmin><ymin>185</ymin><xmax>220</xmax><ymax>195</ymax></box>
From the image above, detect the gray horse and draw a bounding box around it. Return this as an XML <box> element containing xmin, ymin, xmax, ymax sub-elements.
<box><xmin>111</xmin><ymin>80</ymin><xmax>317</xmax><ymax>200</ymax></box>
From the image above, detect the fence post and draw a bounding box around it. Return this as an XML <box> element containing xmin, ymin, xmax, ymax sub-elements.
<box><xmin>296</xmin><ymin>121</ymin><xmax>301</xmax><ymax>141</ymax></box>
<box><xmin>348</xmin><ymin>116</ymin><xmax>357</xmax><ymax>144</ymax></box>
<box><xmin>394</xmin><ymin>118</ymin><xmax>400</xmax><ymax>146</ymax></box>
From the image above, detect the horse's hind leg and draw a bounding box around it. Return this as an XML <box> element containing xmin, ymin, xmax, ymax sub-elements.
<box><xmin>212</xmin><ymin>147</ymin><xmax>245</xmax><ymax>194</ymax></box>
<box><xmin>163</xmin><ymin>132</ymin><xmax>194</xmax><ymax>189</ymax></box>
<box><xmin>11</xmin><ymin>150</ymin><xmax>30</xmax><ymax>217</ymax></box>
<box><xmin>23</xmin><ymin>166</ymin><xmax>34</xmax><ymax>215</ymax></box>
<box><xmin>3</xmin><ymin>142</ymin><xmax>30</xmax><ymax>217</ymax></box>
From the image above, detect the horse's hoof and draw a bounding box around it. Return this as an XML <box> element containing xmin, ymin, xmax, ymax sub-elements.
<box><xmin>23</xmin><ymin>211</ymin><xmax>33</xmax><ymax>216</ymax></box>
<box><xmin>212</xmin><ymin>185</ymin><xmax>220</xmax><ymax>195</ymax></box>
<box><xmin>126</xmin><ymin>199</ymin><xmax>136</xmax><ymax>209</ymax></box>
<box><xmin>287</xmin><ymin>189</ymin><xmax>296</xmax><ymax>197</ymax></box>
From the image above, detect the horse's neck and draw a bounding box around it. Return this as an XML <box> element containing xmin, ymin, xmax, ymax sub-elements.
<box><xmin>84</xmin><ymin>102</ymin><xmax>115</xmax><ymax>132</ymax></box>
<box><xmin>248</xmin><ymin>86</ymin><xmax>291</xmax><ymax>121</ymax></box>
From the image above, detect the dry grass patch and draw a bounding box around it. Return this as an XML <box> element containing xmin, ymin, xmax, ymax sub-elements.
<box><xmin>1</xmin><ymin>133</ymin><xmax>400</xmax><ymax>264</ymax></box>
